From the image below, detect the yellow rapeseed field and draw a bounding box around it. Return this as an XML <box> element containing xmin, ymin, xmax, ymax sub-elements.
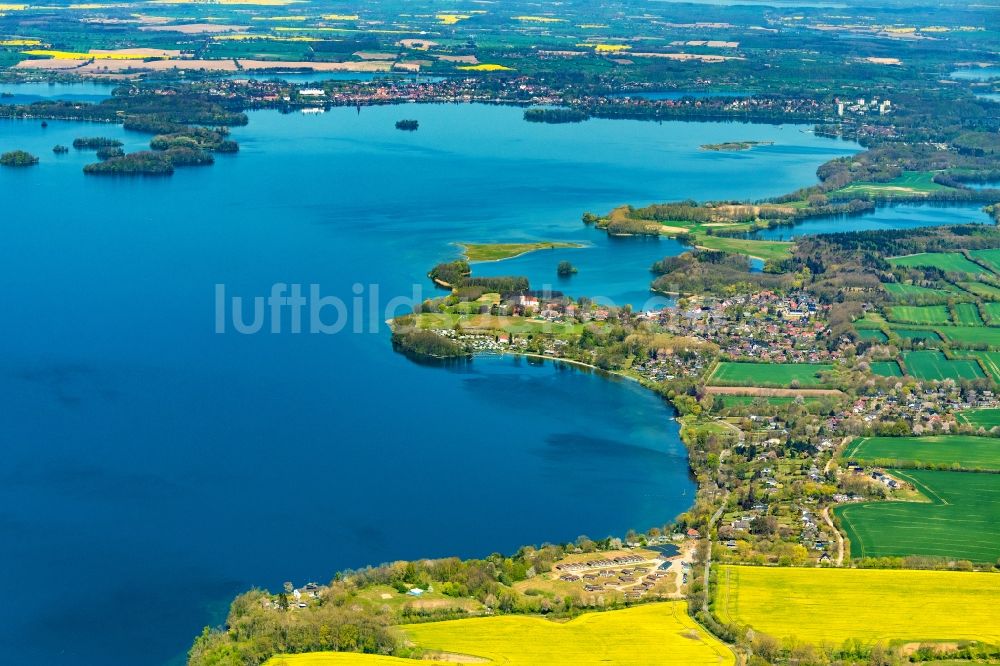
<box><xmin>457</xmin><ymin>63</ymin><xmax>513</xmax><ymax>71</ymax></box>
<box><xmin>716</xmin><ymin>566</ymin><xmax>1000</xmax><ymax>644</ymax></box>
<box><xmin>22</xmin><ymin>49</ymin><xmax>162</xmax><ymax>59</ymax></box>
<box><xmin>266</xmin><ymin>603</ymin><xmax>735</xmax><ymax>665</ymax></box>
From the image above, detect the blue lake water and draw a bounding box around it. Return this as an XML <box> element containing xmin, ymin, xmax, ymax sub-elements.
<box><xmin>750</xmin><ymin>203</ymin><xmax>992</xmax><ymax>241</ymax></box>
<box><xmin>0</xmin><ymin>104</ymin><xmax>871</xmax><ymax>664</ymax></box>
<box><xmin>950</xmin><ymin>67</ymin><xmax>1000</xmax><ymax>81</ymax></box>
<box><xmin>0</xmin><ymin>79</ymin><xmax>117</xmax><ymax>103</ymax></box>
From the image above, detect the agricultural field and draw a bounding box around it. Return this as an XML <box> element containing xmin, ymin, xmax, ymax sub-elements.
<box><xmin>856</xmin><ymin>328</ymin><xmax>888</xmax><ymax>342</ymax></box>
<box><xmin>889</xmin><ymin>252</ymin><xmax>988</xmax><ymax>275</ymax></box>
<box><xmin>714</xmin><ymin>566</ymin><xmax>1000</xmax><ymax>644</ymax></box>
<box><xmin>843</xmin><ymin>435</ymin><xmax>1000</xmax><ymax>469</ymax></box>
<box><xmin>412</xmin><ymin>312</ymin><xmax>587</xmax><ymax>336</ymax></box>
<box><xmin>953</xmin><ymin>302</ymin><xmax>985</xmax><ymax>326</ymax></box>
<box><xmin>936</xmin><ymin>326</ymin><xmax>1000</xmax><ymax>349</ymax></box>
<box><xmin>957</xmin><ymin>408</ymin><xmax>1000</xmax><ymax>429</ymax></box>
<box><xmin>831</xmin><ymin>171</ymin><xmax>950</xmax><ymax>198</ymax></box>
<box><xmin>891</xmin><ymin>327</ymin><xmax>942</xmax><ymax>343</ymax></box>
<box><xmin>887</xmin><ymin>305</ymin><xmax>950</xmax><ymax>325</ymax></box>
<box><xmin>835</xmin><ymin>469</ymin><xmax>1000</xmax><ymax>561</ymax></box>
<box><xmin>869</xmin><ymin>360</ymin><xmax>902</xmax><ymax>377</ymax></box>
<box><xmin>265</xmin><ymin>655</ymin><xmax>410</xmax><ymax>665</ymax></box>
<box><xmin>417</xmin><ymin>602</ymin><xmax>730</xmax><ymax>665</ymax></box>
<box><xmin>693</xmin><ymin>235</ymin><xmax>792</xmax><ymax>262</ymax></box>
<box><xmin>982</xmin><ymin>302</ymin><xmax>1000</xmax><ymax>324</ymax></box>
<box><xmin>969</xmin><ymin>248</ymin><xmax>1000</xmax><ymax>275</ymax></box>
<box><xmin>901</xmin><ymin>350</ymin><xmax>985</xmax><ymax>381</ymax></box>
<box><xmin>882</xmin><ymin>282</ymin><xmax>953</xmax><ymax>300</ymax></box>
<box><xmin>707</xmin><ymin>362</ymin><xmax>833</xmax><ymax>388</ymax></box>
<box><xmin>968</xmin><ymin>351</ymin><xmax>1000</xmax><ymax>383</ymax></box>
<box><xmin>959</xmin><ymin>281</ymin><xmax>1000</xmax><ymax>301</ymax></box>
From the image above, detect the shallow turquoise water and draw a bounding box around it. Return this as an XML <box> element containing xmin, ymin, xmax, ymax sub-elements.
<box><xmin>0</xmin><ymin>103</ymin><xmax>872</xmax><ymax>664</ymax></box>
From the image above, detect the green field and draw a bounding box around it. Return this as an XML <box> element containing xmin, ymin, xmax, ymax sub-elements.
<box><xmin>869</xmin><ymin>360</ymin><xmax>903</xmax><ymax>377</ymax></box>
<box><xmin>882</xmin><ymin>282</ymin><xmax>954</xmax><ymax>300</ymax></box>
<box><xmin>719</xmin><ymin>395</ymin><xmax>798</xmax><ymax>407</ymax></box>
<box><xmin>954</xmin><ymin>302</ymin><xmax>985</xmax><ymax>326</ymax></box>
<box><xmin>957</xmin><ymin>408</ymin><xmax>1000</xmax><ymax>429</ymax></box>
<box><xmin>833</xmin><ymin>171</ymin><xmax>949</xmax><ymax>198</ymax></box>
<box><xmin>844</xmin><ymin>435</ymin><xmax>1000</xmax><ymax>470</ymax></box>
<box><xmin>693</xmin><ymin>235</ymin><xmax>793</xmax><ymax>262</ymax></box>
<box><xmin>968</xmin><ymin>351</ymin><xmax>1000</xmax><ymax>383</ymax></box>
<box><xmin>856</xmin><ymin>328</ymin><xmax>888</xmax><ymax>342</ymax></box>
<box><xmin>892</xmin><ymin>327</ymin><xmax>942</xmax><ymax>343</ymax></box>
<box><xmin>459</xmin><ymin>242</ymin><xmax>583</xmax><ymax>262</ymax></box>
<box><xmin>982</xmin><ymin>302</ymin><xmax>1000</xmax><ymax>324</ymax></box>
<box><xmin>937</xmin><ymin>326</ymin><xmax>1000</xmax><ymax>348</ymax></box>
<box><xmin>901</xmin><ymin>350</ymin><xmax>985</xmax><ymax>381</ymax></box>
<box><xmin>707</xmin><ymin>362</ymin><xmax>834</xmax><ymax>388</ymax></box>
<box><xmin>715</xmin><ymin>566</ymin><xmax>1000</xmax><ymax>644</ymax></box>
<box><xmin>835</xmin><ymin>469</ymin><xmax>1000</xmax><ymax>561</ymax></box>
<box><xmin>959</xmin><ymin>281</ymin><xmax>1000</xmax><ymax>301</ymax></box>
<box><xmin>888</xmin><ymin>305</ymin><xmax>951</xmax><ymax>325</ymax></box>
<box><xmin>890</xmin><ymin>252</ymin><xmax>988</xmax><ymax>275</ymax></box>
<box><xmin>969</xmin><ymin>248</ymin><xmax>1000</xmax><ymax>275</ymax></box>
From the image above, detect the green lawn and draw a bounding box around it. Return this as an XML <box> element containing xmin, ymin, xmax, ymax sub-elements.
<box><xmin>835</xmin><ymin>469</ymin><xmax>1000</xmax><ymax>562</ymax></box>
<box><xmin>953</xmin><ymin>302</ymin><xmax>985</xmax><ymax>326</ymax></box>
<box><xmin>833</xmin><ymin>171</ymin><xmax>950</xmax><ymax>198</ymax></box>
<box><xmin>890</xmin><ymin>253</ymin><xmax>988</xmax><ymax>275</ymax></box>
<box><xmin>887</xmin><ymin>305</ymin><xmax>951</xmax><ymax>325</ymax></box>
<box><xmin>708</xmin><ymin>362</ymin><xmax>834</xmax><ymax>388</ymax></box>
<box><xmin>843</xmin><ymin>435</ymin><xmax>1000</xmax><ymax>470</ymax></box>
<box><xmin>901</xmin><ymin>350</ymin><xmax>985</xmax><ymax>381</ymax></box>
<box><xmin>869</xmin><ymin>360</ymin><xmax>902</xmax><ymax>377</ymax></box>
<box><xmin>956</xmin><ymin>408</ymin><xmax>1000</xmax><ymax>429</ymax></box>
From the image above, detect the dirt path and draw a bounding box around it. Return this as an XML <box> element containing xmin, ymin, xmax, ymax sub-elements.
<box><xmin>704</xmin><ymin>386</ymin><xmax>844</xmax><ymax>397</ymax></box>
<box><xmin>821</xmin><ymin>506</ymin><xmax>845</xmax><ymax>566</ymax></box>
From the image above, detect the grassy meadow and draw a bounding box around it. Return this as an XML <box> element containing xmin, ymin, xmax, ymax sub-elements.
<box><xmin>832</xmin><ymin>171</ymin><xmax>949</xmax><ymax>198</ymax></box>
<box><xmin>459</xmin><ymin>242</ymin><xmax>583</xmax><ymax>262</ymax></box>
<box><xmin>714</xmin><ymin>565</ymin><xmax>1000</xmax><ymax>644</ymax></box>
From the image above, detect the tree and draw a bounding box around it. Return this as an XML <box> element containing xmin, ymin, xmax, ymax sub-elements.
<box><xmin>557</xmin><ymin>261</ymin><xmax>578</xmax><ymax>276</ymax></box>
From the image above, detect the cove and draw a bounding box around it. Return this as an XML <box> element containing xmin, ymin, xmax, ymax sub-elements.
<box><xmin>0</xmin><ymin>103</ymin><xmax>862</xmax><ymax>665</ymax></box>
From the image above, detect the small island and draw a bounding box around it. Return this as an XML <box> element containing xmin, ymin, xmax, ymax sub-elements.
<box><xmin>0</xmin><ymin>150</ymin><xmax>39</xmax><ymax>167</ymax></box>
<box><xmin>84</xmin><ymin>151</ymin><xmax>174</xmax><ymax>176</ymax></box>
<box><xmin>557</xmin><ymin>260</ymin><xmax>578</xmax><ymax>276</ymax></box>
<box><xmin>700</xmin><ymin>141</ymin><xmax>774</xmax><ymax>151</ymax></box>
<box><xmin>52</xmin><ymin>145</ymin><xmax>69</xmax><ymax>154</ymax></box>
<box><xmin>524</xmin><ymin>108</ymin><xmax>589</xmax><ymax>124</ymax></box>
<box><xmin>395</xmin><ymin>119</ymin><xmax>419</xmax><ymax>131</ymax></box>
<box><xmin>73</xmin><ymin>137</ymin><xmax>124</xmax><ymax>150</ymax></box>
<box><xmin>459</xmin><ymin>241</ymin><xmax>584</xmax><ymax>262</ymax></box>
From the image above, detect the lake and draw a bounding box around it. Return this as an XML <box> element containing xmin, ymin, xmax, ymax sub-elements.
<box><xmin>951</xmin><ymin>67</ymin><xmax>1000</xmax><ymax>81</ymax></box>
<box><xmin>0</xmin><ymin>104</ymin><xmax>868</xmax><ymax>665</ymax></box>
<box><xmin>750</xmin><ymin>203</ymin><xmax>992</xmax><ymax>241</ymax></box>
